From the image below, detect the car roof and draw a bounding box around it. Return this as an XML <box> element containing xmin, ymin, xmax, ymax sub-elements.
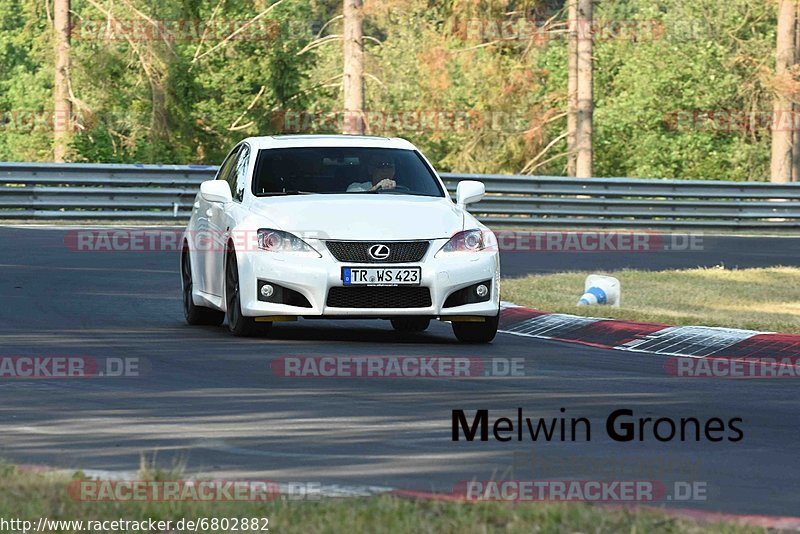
<box><xmin>244</xmin><ymin>135</ymin><xmax>418</xmax><ymax>151</ymax></box>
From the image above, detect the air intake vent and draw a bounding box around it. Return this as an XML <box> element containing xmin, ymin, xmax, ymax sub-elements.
<box><xmin>326</xmin><ymin>287</ymin><xmax>432</xmax><ymax>308</ymax></box>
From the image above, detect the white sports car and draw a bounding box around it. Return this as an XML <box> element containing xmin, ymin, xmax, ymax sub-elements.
<box><xmin>181</xmin><ymin>135</ymin><xmax>500</xmax><ymax>343</ymax></box>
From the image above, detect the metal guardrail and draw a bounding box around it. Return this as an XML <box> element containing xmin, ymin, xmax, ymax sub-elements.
<box><xmin>2</xmin><ymin>162</ymin><xmax>800</xmax><ymax>228</ymax></box>
<box><xmin>0</xmin><ymin>162</ymin><xmax>215</xmax><ymax>220</ymax></box>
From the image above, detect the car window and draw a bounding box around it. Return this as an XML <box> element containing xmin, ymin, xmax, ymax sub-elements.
<box><xmin>216</xmin><ymin>145</ymin><xmax>241</xmax><ymax>197</ymax></box>
<box><xmin>251</xmin><ymin>147</ymin><xmax>445</xmax><ymax>197</ymax></box>
<box><xmin>233</xmin><ymin>144</ymin><xmax>250</xmax><ymax>202</ymax></box>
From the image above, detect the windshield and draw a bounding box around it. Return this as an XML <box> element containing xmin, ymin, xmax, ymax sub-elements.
<box><xmin>252</xmin><ymin>147</ymin><xmax>445</xmax><ymax>197</ymax></box>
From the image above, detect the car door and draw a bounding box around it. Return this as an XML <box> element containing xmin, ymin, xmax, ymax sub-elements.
<box><xmin>197</xmin><ymin>145</ymin><xmax>240</xmax><ymax>296</ymax></box>
<box><xmin>206</xmin><ymin>143</ymin><xmax>252</xmax><ymax>298</ymax></box>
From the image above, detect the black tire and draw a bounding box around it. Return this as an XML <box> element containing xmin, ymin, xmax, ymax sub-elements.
<box><xmin>181</xmin><ymin>248</ymin><xmax>225</xmax><ymax>326</ymax></box>
<box><xmin>391</xmin><ymin>317</ymin><xmax>431</xmax><ymax>333</ymax></box>
<box><xmin>225</xmin><ymin>248</ymin><xmax>264</xmax><ymax>337</ymax></box>
<box><xmin>452</xmin><ymin>311</ymin><xmax>499</xmax><ymax>344</ymax></box>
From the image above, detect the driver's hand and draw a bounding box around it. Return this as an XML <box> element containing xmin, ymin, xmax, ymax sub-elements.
<box><xmin>375</xmin><ymin>178</ymin><xmax>396</xmax><ymax>190</ymax></box>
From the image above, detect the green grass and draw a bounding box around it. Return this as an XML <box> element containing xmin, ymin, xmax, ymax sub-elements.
<box><xmin>0</xmin><ymin>463</ymin><xmax>767</xmax><ymax>533</ymax></box>
<box><xmin>502</xmin><ymin>267</ymin><xmax>800</xmax><ymax>333</ymax></box>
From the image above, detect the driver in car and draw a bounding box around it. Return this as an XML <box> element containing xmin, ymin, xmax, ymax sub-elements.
<box><xmin>347</xmin><ymin>156</ymin><xmax>397</xmax><ymax>192</ymax></box>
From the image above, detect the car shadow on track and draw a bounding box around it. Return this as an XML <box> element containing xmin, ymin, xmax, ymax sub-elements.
<box><xmin>183</xmin><ymin>320</ymin><xmax>466</xmax><ymax>345</ymax></box>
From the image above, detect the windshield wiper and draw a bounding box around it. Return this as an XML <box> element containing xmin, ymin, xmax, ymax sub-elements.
<box><xmin>262</xmin><ymin>190</ymin><xmax>317</xmax><ymax>196</ymax></box>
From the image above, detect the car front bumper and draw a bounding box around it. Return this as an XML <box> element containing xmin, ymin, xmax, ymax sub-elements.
<box><xmin>236</xmin><ymin>239</ymin><xmax>500</xmax><ymax>318</ymax></box>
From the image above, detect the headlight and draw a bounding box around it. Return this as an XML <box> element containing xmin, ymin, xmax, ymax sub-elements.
<box><xmin>257</xmin><ymin>229</ymin><xmax>321</xmax><ymax>257</ymax></box>
<box><xmin>435</xmin><ymin>229</ymin><xmax>498</xmax><ymax>257</ymax></box>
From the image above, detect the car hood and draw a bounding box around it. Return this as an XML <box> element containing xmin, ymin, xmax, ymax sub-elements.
<box><xmin>249</xmin><ymin>194</ymin><xmax>464</xmax><ymax>240</ymax></box>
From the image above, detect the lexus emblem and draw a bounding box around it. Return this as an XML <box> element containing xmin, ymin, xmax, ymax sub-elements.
<box><xmin>368</xmin><ymin>244</ymin><xmax>391</xmax><ymax>260</ymax></box>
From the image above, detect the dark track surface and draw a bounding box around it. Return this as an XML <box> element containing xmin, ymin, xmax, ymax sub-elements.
<box><xmin>499</xmin><ymin>232</ymin><xmax>800</xmax><ymax>276</ymax></box>
<box><xmin>0</xmin><ymin>226</ymin><xmax>797</xmax><ymax>516</ymax></box>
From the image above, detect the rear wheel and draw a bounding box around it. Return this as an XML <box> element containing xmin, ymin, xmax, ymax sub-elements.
<box><xmin>225</xmin><ymin>249</ymin><xmax>264</xmax><ymax>337</ymax></box>
<box><xmin>390</xmin><ymin>317</ymin><xmax>430</xmax><ymax>333</ymax></box>
<box><xmin>181</xmin><ymin>249</ymin><xmax>225</xmax><ymax>326</ymax></box>
<box><xmin>452</xmin><ymin>312</ymin><xmax>499</xmax><ymax>344</ymax></box>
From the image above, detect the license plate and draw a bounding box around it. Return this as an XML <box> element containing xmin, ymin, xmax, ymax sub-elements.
<box><xmin>342</xmin><ymin>267</ymin><xmax>421</xmax><ymax>286</ymax></box>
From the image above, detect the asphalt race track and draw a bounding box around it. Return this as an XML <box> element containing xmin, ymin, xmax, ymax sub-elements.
<box><xmin>0</xmin><ymin>226</ymin><xmax>798</xmax><ymax>516</ymax></box>
<box><xmin>498</xmin><ymin>232</ymin><xmax>800</xmax><ymax>276</ymax></box>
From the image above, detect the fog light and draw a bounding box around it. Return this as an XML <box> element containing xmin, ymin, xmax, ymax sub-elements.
<box><xmin>475</xmin><ymin>284</ymin><xmax>489</xmax><ymax>298</ymax></box>
<box><xmin>260</xmin><ymin>284</ymin><xmax>274</xmax><ymax>298</ymax></box>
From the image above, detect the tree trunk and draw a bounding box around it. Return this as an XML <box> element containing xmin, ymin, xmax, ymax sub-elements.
<box><xmin>150</xmin><ymin>75</ymin><xmax>169</xmax><ymax>141</ymax></box>
<box><xmin>343</xmin><ymin>0</ymin><xmax>365</xmax><ymax>135</ymax></box>
<box><xmin>771</xmin><ymin>0</ymin><xmax>796</xmax><ymax>183</ymax></box>
<box><xmin>567</xmin><ymin>0</ymin><xmax>577</xmax><ymax>176</ymax></box>
<box><xmin>148</xmin><ymin>41</ymin><xmax>169</xmax><ymax>143</ymax></box>
<box><xmin>793</xmin><ymin>1</ymin><xmax>800</xmax><ymax>182</ymax></box>
<box><xmin>53</xmin><ymin>0</ymin><xmax>71</xmax><ymax>162</ymax></box>
<box><xmin>575</xmin><ymin>0</ymin><xmax>593</xmax><ymax>177</ymax></box>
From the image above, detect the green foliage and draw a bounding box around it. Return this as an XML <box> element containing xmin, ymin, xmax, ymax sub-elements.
<box><xmin>0</xmin><ymin>0</ymin><xmax>785</xmax><ymax>181</ymax></box>
<box><xmin>593</xmin><ymin>0</ymin><xmax>776</xmax><ymax>180</ymax></box>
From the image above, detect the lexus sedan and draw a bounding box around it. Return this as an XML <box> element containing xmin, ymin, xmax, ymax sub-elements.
<box><xmin>180</xmin><ymin>135</ymin><xmax>500</xmax><ymax>343</ymax></box>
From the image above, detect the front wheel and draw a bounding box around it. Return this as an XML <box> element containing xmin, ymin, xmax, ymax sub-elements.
<box><xmin>225</xmin><ymin>249</ymin><xmax>263</xmax><ymax>337</ymax></box>
<box><xmin>182</xmin><ymin>249</ymin><xmax>225</xmax><ymax>326</ymax></box>
<box><xmin>452</xmin><ymin>312</ymin><xmax>499</xmax><ymax>344</ymax></box>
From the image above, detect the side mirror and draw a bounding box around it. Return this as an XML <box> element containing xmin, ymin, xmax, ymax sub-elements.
<box><xmin>200</xmin><ymin>180</ymin><xmax>233</xmax><ymax>204</ymax></box>
<box><xmin>456</xmin><ymin>180</ymin><xmax>485</xmax><ymax>207</ymax></box>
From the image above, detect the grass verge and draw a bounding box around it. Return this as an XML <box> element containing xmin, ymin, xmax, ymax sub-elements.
<box><xmin>0</xmin><ymin>463</ymin><xmax>767</xmax><ymax>534</ymax></box>
<box><xmin>501</xmin><ymin>267</ymin><xmax>800</xmax><ymax>334</ymax></box>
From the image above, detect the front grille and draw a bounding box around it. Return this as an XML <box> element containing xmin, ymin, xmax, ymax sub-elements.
<box><xmin>325</xmin><ymin>241</ymin><xmax>430</xmax><ymax>263</ymax></box>
<box><xmin>327</xmin><ymin>287</ymin><xmax>432</xmax><ymax>308</ymax></box>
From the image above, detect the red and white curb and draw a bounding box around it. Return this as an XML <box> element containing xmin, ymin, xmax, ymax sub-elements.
<box><xmin>499</xmin><ymin>302</ymin><xmax>800</xmax><ymax>359</ymax></box>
